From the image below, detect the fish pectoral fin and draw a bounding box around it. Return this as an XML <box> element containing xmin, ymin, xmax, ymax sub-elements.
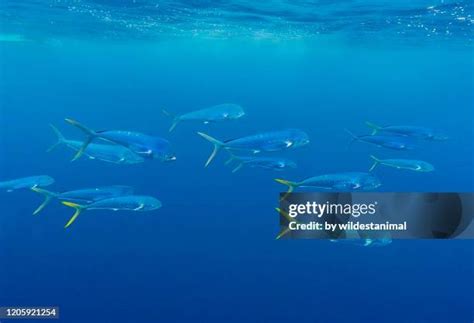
<box><xmin>133</xmin><ymin>204</ymin><xmax>145</xmax><ymax>211</ymax></box>
<box><xmin>285</xmin><ymin>140</ymin><xmax>293</xmax><ymax>148</ymax></box>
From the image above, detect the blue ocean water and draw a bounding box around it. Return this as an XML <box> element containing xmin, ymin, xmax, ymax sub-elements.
<box><xmin>0</xmin><ymin>1</ymin><xmax>473</xmax><ymax>322</ymax></box>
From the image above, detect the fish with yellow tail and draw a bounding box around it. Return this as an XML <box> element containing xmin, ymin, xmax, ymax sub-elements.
<box><xmin>163</xmin><ymin>103</ymin><xmax>245</xmax><ymax>132</ymax></box>
<box><xmin>197</xmin><ymin>129</ymin><xmax>309</xmax><ymax>167</ymax></box>
<box><xmin>31</xmin><ymin>185</ymin><xmax>134</xmax><ymax>215</ymax></box>
<box><xmin>64</xmin><ymin>118</ymin><xmax>176</xmax><ymax>162</ymax></box>
<box><xmin>275</xmin><ymin>172</ymin><xmax>381</xmax><ymax>195</ymax></box>
<box><xmin>368</xmin><ymin>155</ymin><xmax>434</xmax><ymax>172</ymax></box>
<box><xmin>61</xmin><ymin>195</ymin><xmax>162</xmax><ymax>228</ymax></box>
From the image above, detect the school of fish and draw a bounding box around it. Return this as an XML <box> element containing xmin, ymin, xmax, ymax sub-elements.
<box><xmin>1</xmin><ymin>103</ymin><xmax>446</xmax><ymax>243</ymax></box>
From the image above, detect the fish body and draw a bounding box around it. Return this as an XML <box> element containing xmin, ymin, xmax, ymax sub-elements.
<box><xmin>330</xmin><ymin>238</ymin><xmax>392</xmax><ymax>247</ymax></box>
<box><xmin>83</xmin><ymin>195</ymin><xmax>161</xmax><ymax>211</ymax></box>
<box><xmin>164</xmin><ymin>103</ymin><xmax>245</xmax><ymax>131</ymax></box>
<box><xmin>366</xmin><ymin>122</ymin><xmax>448</xmax><ymax>140</ymax></box>
<box><xmin>65</xmin><ymin>119</ymin><xmax>176</xmax><ymax>162</ymax></box>
<box><xmin>57</xmin><ymin>186</ymin><xmax>135</xmax><ymax>203</ymax></box>
<box><xmin>49</xmin><ymin>125</ymin><xmax>144</xmax><ymax>164</ymax></box>
<box><xmin>224</xmin><ymin>129</ymin><xmax>309</xmax><ymax>151</ymax></box>
<box><xmin>346</xmin><ymin>129</ymin><xmax>415</xmax><ymax>150</ymax></box>
<box><xmin>31</xmin><ymin>186</ymin><xmax>135</xmax><ymax>215</ymax></box>
<box><xmin>226</xmin><ymin>155</ymin><xmax>296</xmax><ymax>172</ymax></box>
<box><xmin>61</xmin><ymin>195</ymin><xmax>162</xmax><ymax>228</ymax></box>
<box><xmin>197</xmin><ymin>129</ymin><xmax>309</xmax><ymax>167</ymax></box>
<box><xmin>0</xmin><ymin>176</ymin><xmax>54</xmax><ymax>192</ymax></box>
<box><xmin>369</xmin><ymin>155</ymin><xmax>434</xmax><ymax>172</ymax></box>
<box><xmin>275</xmin><ymin>172</ymin><xmax>381</xmax><ymax>194</ymax></box>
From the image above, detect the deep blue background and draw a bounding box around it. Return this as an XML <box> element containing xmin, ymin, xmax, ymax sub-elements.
<box><xmin>0</xmin><ymin>36</ymin><xmax>473</xmax><ymax>322</ymax></box>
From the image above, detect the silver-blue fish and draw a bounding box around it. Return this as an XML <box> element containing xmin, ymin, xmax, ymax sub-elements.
<box><xmin>49</xmin><ymin>125</ymin><xmax>144</xmax><ymax>164</ymax></box>
<box><xmin>330</xmin><ymin>228</ymin><xmax>392</xmax><ymax>247</ymax></box>
<box><xmin>346</xmin><ymin>129</ymin><xmax>416</xmax><ymax>150</ymax></box>
<box><xmin>369</xmin><ymin>155</ymin><xmax>434</xmax><ymax>172</ymax></box>
<box><xmin>0</xmin><ymin>175</ymin><xmax>54</xmax><ymax>192</ymax></box>
<box><xmin>61</xmin><ymin>195</ymin><xmax>162</xmax><ymax>228</ymax></box>
<box><xmin>163</xmin><ymin>103</ymin><xmax>245</xmax><ymax>132</ymax></box>
<box><xmin>366</xmin><ymin>122</ymin><xmax>448</xmax><ymax>140</ymax></box>
<box><xmin>65</xmin><ymin>118</ymin><xmax>176</xmax><ymax>162</ymax></box>
<box><xmin>225</xmin><ymin>155</ymin><xmax>297</xmax><ymax>173</ymax></box>
<box><xmin>197</xmin><ymin>129</ymin><xmax>309</xmax><ymax>167</ymax></box>
<box><xmin>31</xmin><ymin>185</ymin><xmax>135</xmax><ymax>215</ymax></box>
<box><xmin>275</xmin><ymin>172</ymin><xmax>381</xmax><ymax>194</ymax></box>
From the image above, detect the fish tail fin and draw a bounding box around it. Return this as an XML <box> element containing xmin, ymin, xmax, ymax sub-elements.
<box><xmin>64</xmin><ymin>118</ymin><xmax>97</xmax><ymax>161</ymax></box>
<box><xmin>275</xmin><ymin>207</ymin><xmax>293</xmax><ymax>240</ymax></box>
<box><xmin>224</xmin><ymin>151</ymin><xmax>239</xmax><ymax>165</ymax></box>
<box><xmin>232</xmin><ymin>163</ymin><xmax>243</xmax><ymax>173</ymax></box>
<box><xmin>365</xmin><ymin>121</ymin><xmax>382</xmax><ymax>135</ymax></box>
<box><xmin>369</xmin><ymin>155</ymin><xmax>380</xmax><ymax>172</ymax></box>
<box><xmin>31</xmin><ymin>187</ymin><xmax>57</xmax><ymax>215</ymax></box>
<box><xmin>344</xmin><ymin>128</ymin><xmax>359</xmax><ymax>149</ymax></box>
<box><xmin>61</xmin><ymin>201</ymin><xmax>85</xmax><ymax>228</ymax></box>
<box><xmin>162</xmin><ymin>109</ymin><xmax>180</xmax><ymax>132</ymax></box>
<box><xmin>275</xmin><ymin>178</ymin><xmax>297</xmax><ymax>200</ymax></box>
<box><xmin>197</xmin><ymin>132</ymin><xmax>225</xmax><ymax>167</ymax></box>
<box><xmin>225</xmin><ymin>152</ymin><xmax>243</xmax><ymax>172</ymax></box>
<box><xmin>47</xmin><ymin>124</ymin><xmax>66</xmax><ymax>152</ymax></box>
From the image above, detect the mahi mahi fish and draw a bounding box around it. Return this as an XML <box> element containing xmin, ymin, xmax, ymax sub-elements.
<box><xmin>369</xmin><ymin>155</ymin><xmax>434</xmax><ymax>172</ymax></box>
<box><xmin>225</xmin><ymin>155</ymin><xmax>296</xmax><ymax>173</ymax></box>
<box><xmin>366</xmin><ymin>122</ymin><xmax>448</xmax><ymax>140</ymax></box>
<box><xmin>197</xmin><ymin>129</ymin><xmax>309</xmax><ymax>167</ymax></box>
<box><xmin>31</xmin><ymin>185</ymin><xmax>135</xmax><ymax>215</ymax></box>
<box><xmin>345</xmin><ymin>129</ymin><xmax>416</xmax><ymax>150</ymax></box>
<box><xmin>275</xmin><ymin>172</ymin><xmax>381</xmax><ymax>194</ymax></box>
<box><xmin>0</xmin><ymin>176</ymin><xmax>54</xmax><ymax>192</ymax></box>
<box><xmin>61</xmin><ymin>195</ymin><xmax>162</xmax><ymax>228</ymax></box>
<box><xmin>49</xmin><ymin>125</ymin><xmax>144</xmax><ymax>164</ymax></box>
<box><xmin>65</xmin><ymin>118</ymin><xmax>176</xmax><ymax>162</ymax></box>
<box><xmin>163</xmin><ymin>103</ymin><xmax>245</xmax><ymax>132</ymax></box>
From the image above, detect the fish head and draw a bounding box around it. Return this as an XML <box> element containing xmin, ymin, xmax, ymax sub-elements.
<box><xmin>145</xmin><ymin>197</ymin><xmax>162</xmax><ymax>210</ymax></box>
<box><xmin>283</xmin><ymin>160</ymin><xmax>297</xmax><ymax>169</ymax></box>
<box><xmin>431</xmin><ymin>133</ymin><xmax>449</xmax><ymax>141</ymax></box>
<box><xmin>225</xmin><ymin>104</ymin><xmax>245</xmax><ymax>119</ymax></box>
<box><xmin>163</xmin><ymin>153</ymin><xmax>177</xmax><ymax>162</ymax></box>
<box><xmin>421</xmin><ymin>163</ymin><xmax>435</xmax><ymax>172</ymax></box>
<box><xmin>143</xmin><ymin>138</ymin><xmax>176</xmax><ymax>162</ymax></box>
<box><xmin>384</xmin><ymin>138</ymin><xmax>415</xmax><ymax>150</ymax></box>
<box><xmin>360</xmin><ymin>174</ymin><xmax>381</xmax><ymax>190</ymax></box>
<box><xmin>37</xmin><ymin>176</ymin><xmax>55</xmax><ymax>187</ymax></box>
<box><xmin>288</xmin><ymin>129</ymin><xmax>310</xmax><ymax>148</ymax></box>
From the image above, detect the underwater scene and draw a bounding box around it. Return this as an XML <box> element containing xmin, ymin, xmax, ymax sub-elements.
<box><xmin>0</xmin><ymin>0</ymin><xmax>473</xmax><ymax>322</ymax></box>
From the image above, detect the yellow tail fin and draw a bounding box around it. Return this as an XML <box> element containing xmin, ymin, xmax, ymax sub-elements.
<box><xmin>197</xmin><ymin>132</ymin><xmax>224</xmax><ymax>167</ymax></box>
<box><xmin>365</xmin><ymin>121</ymin><xmax>382</xmax><ymax>135</ymax></box>
<box><xmin>274</xmin><ymin>178</ymin><xmax>297</xmax><ymax>200</ymax></box>
<box><xmin>64</xmin><ymin>118</ymin><xmax>97</xmax><ymax>161</ymax></box>
<box><xmin>61</xmin><ymin>201</ymin><xmax>84</xmax><ymax>228</ymax></box>
<box><xmin>275</xmin><ymin>207</ymin><xmax>296</xmax><ymax>240</ymax></box>
<box><xmin>369</xmin><ymin>155</ymin><xmax>381</xmax><ymax>172</ymax></box>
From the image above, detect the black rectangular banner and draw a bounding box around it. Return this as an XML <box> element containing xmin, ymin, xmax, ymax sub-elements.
<box><xmin>277</xmin><ymin>192</ymin><xmax>474</xmax><ymax>241</ymax></box>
